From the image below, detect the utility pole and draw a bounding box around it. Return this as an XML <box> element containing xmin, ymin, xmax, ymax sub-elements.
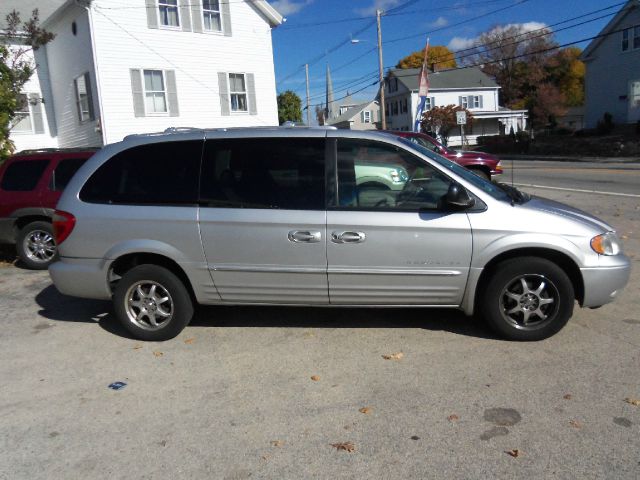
<box><xmin>305</xmin><ymin>63</ymin><xmax>311</xmax><ymax>126</ymax></box>
<box><xmin>376</xmin><ymin>9</ymin><xmax>386</xmax><ymax>130</ymax></box>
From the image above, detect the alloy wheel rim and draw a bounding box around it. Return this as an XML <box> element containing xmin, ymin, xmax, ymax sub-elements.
<box><xmin>499</xmin><ymin>274</ymin><xmax>559</xmax><ymax>330</ymax></box>
<box><xmin>24</xmin><ymin>230</ymin><xmax>56</xmax><ymax>263</ymax></box>
<box><xmin>125</xmin><ymin>281</ymin><xmax>174</xmax><ymax>331</ymax></box>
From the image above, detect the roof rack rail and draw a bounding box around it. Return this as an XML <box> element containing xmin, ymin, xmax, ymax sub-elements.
<box><xmin>16</xmin><ymin>147</ymin><xmax>100</xmax><ymax>155</ymax></box>
<box><xmin>163</xmin><ymin>127</ymin><xmax>205</xmax><ymax>134</ymax></box>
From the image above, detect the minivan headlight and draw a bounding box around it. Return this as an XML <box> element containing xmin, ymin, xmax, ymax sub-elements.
<box><xmin>590</xmin><ymin>232</ymin><xmax>621</xmax><ymax>255</ymax></box>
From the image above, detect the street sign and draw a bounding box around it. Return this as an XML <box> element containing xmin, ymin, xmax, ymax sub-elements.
<box><xmin>456</xmin><ymin>111</ymin><xmax>467</xmax><ymax>125</ymax></box>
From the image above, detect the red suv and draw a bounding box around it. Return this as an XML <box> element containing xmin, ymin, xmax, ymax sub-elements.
<box><xmin>0</xmin><ymin>148</ymin><xmax>97</xmax><ymax>269</ymax></box>
<box><xmin>393</xmin><ymin>131</ymin><xmax>502</xmax><ymax>181</ymax></box>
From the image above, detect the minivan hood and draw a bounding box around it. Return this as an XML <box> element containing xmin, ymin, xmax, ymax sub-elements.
<box><xmin>523</xmin><ymin>196</ymin><xmax>614</xmax><ymax>233</ymax></box>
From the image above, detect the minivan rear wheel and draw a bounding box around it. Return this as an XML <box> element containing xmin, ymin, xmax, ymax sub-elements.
<box><xmin>480</xmin><ymin>257</ymin><xmax>574</xmax><ymax>341</ymax></box>
<box><xmin>114</xmin><ymin>264</ymin><xmax>194</xmax><ymax>341</ymax></box>
<box><xmin>17</xmin><ymin>221</ymin><xmax>57</xmax><ymax>270</ymax></box>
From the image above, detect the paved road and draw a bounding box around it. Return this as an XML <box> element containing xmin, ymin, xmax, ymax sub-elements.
<box><xmin>498</xmin><ymin>160</ymin><xmax>640</xmax><ymax>197</ymax></box>
<box><xmin>0</xmin><ymin>162</ymin><xmax>638</xmax><ymax>479</ymax></box>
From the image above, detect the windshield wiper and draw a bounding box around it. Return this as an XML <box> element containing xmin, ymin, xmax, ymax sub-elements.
<box><xmin>496</xmin><ymin>183</ymin><xmax>530</xmax><ymax>205</ymax></box>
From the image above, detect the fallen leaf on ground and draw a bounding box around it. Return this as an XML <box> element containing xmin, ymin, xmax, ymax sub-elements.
<box><xmin>505</xmin><ymin>449</ymin><xmax>521</xmax><ymax>458</ymax></box>
<box><xmin>331</xmin><ymin>442</ymin><xmax>355</xmax><ymax>453</ymax></box>
<box><xmin>382</xmin><ymin>352</ymin><xmax>404</xmax><ymax>360</ymax></box>
<box><xmin>569</xmin><ymin>420</ymin><xmax>582</xmax><ymax>429</ymax></box>
<box><xmin>132</xmin><ymin>345</ymin><xmax>142</xmax><ymax>350</ymax></box>
<box><xmin>310</xmin><ymin>375</ymin><xmax>320</xmax><ymax>381</ymax></box>
<box><xmin>153</xmin><ymin>351</ymin><xmax>163</xmax><ymax>357</ymax></box>
<box><xmin>184</xmin><ymin>338</ymin><xmax>195</xmax><ymax>344</ymax></box>
<box><xmin>359</xmin><ymin>407</ymin><xmax>373</xmax><ymax>414</ymax></box>
<box><xmin>621</xmin><ymin>235</ymin><xmax>629</xmax><ymax>240</ymax></box>
<box><xmin>624</xmin><ymin>397</ymin><xmax>640</xmax><ymax>406</ymax></box>
<box><xmin>447</xmin><ymin>414</ymin><xmax>459</xmax><ymax>422</ymax></box>
<box><xmin>563</xmin><ymin>394</ymin><xmax>572</xmax><ymax>400</ymax></box>
<box><xmin>270</xmin><ymin>440</ymin><xmax>284</xmax><ymax>447</ymax></box>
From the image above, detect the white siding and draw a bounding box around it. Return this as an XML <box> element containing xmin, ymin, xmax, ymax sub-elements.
<box><xmin>584</xmin><ymin>6</ymin><xmax>640</xmax><ymax>127</ymax></box>
<box><xmin>7</xmin><ymin>46</ymin><xmax>58</xmax><ymax>152</ymax></box>
<box><xmin>90</xmin><ymin>0</ymin><xmax>279</xmax><ymax>144</ymax></box>
<box><xmin>45</xmin><ymin>5</ymin><xmax>102</xmax><ymax>148</ymax></box>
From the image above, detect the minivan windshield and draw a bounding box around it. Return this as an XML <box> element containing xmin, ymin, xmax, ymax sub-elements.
<box><xmin>397</xmin><ymin>137</ymin><xmax>517</xmax><ymax>203</ymax></box>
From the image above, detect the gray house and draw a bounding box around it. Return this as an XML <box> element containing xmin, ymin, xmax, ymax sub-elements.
<box><xmin>581</xmin><ymin>0</ymin><xmax>640</xmax><ymax>128</ymax></box>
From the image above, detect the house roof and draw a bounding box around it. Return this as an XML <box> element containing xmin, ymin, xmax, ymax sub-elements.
<box><xmin>328</xmin><ymin>101</ymin><xmax>377</xmax><ymax>125</ymax></box>
<box><xmin>390</xmin><ymin>66</ymin><xmax>499</xmax><ymax>90</ymax></box>
<box><xmin>581</xmin><ymin>0</ymin><xmax>639</xmax><ymax>60</ymax></box>
<box><xmin>0</xmin><ymin>0</ymin><xmax>283</xmax><ymax>29</ymax></box>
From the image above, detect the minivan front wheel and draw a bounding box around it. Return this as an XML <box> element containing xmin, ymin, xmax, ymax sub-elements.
<box><xmin>114</xmin><ymin>264</ymin><xmax>194</xmax><ymax>341</ymax></box>
<box><xmin>480</xmin><ymin>257</ymin><xmax>574</xmax><ymax>341</ymax></box>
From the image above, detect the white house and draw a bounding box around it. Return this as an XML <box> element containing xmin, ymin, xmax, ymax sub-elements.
<box><xmin>581</xmin><ymin>0</ymin><xmax>640</xmax><ymax>128</ymax></box>
<box><xmin>327</xmin><ymin>94</ymin><xmax>380</xmax><ymax>130</ymax></box>
<box><xmin>4</xmin><ymin>0</ymin><xmax>283</xmax><ymax>152</ymax></box>
<box><xmin>383</xmin><ymin>67</ymin><xmax>528</xmax><ymax>146</ymax></box>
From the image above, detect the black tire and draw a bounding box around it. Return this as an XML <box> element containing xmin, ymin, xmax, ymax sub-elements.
<box><xmin>469</xmin><ymin>167</ymin><xmax>491</xmax><ymax>182</ymax></box>
<box><xmin>113</xmin><ymin>264</ymin><xmax>194</xmax><ymax>341</ymax></box>
<box><xmin>480</xmin><ymin>257</ymin><xmax>574</xmax><ymax>341</ymax></box>
<box><xmin>16</xmin><ymin>221</ymin><xmax>58</xmax><ymax>270</ymax></box>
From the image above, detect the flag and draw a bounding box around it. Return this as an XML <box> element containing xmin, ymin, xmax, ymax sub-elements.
<box><xmin>413</xmin><ymin>38</ymin><xmax>430</xmax><ymax>133</ymax></box>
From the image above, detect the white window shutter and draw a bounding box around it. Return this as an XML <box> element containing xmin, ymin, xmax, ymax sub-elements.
<box><xmin>29</xmin><ymin>93</ymin><xmax>45</xmax><ymax>134</ymax></box>
<box><xmin>221</xmin><ymin>0</ymin><xmax>232</xmax><ymax>36</ymax></box>
<box><xmin>130</xmin><ymin>69</ymin><xmax>145</xmax><ymax>117</ymax></box>
<box><xmin>468</xmin><ymin>96</ymin><xmax>474</xmax><ymax>108</ymax></box>
<box><xmin>218</xmin><ymin>72</ymin><xmax>230</xmax><ymax>116</ymax></box>
<box><xmin>145</xmin><ymin>0</ymin><xmax>158</xmax><ymax>29</ymax></box>
<box><xmin>179</xmin><ymin>0</ymin><xmax>192</xmax><ymax>31</ymax></box>
<box><xmin>165</xmin><ymin>70</ymin><xmax>179</xmax><ymax>117</ymax></box>
<box><xmin>246</xmin><ymin>73</ymin><xmax>257</xmax><ymax>115</ymax></box>
<box><xmin>191</xmin><ymin>0</ymin><xmax>203</xmax><ymax>33</ymax></box>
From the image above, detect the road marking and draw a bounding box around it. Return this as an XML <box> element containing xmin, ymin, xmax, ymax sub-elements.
<box><xmin>514</xmin><ymin>183</ymin><xmax>640</xmax><ymax>198</ymax></box>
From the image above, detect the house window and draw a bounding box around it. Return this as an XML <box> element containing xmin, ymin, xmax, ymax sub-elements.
<box><xmin>229</xmin><ymin>73</ymin><xmax>247</xmax><ymax>112</ymax></box>
<box><xmin>460</xmin><ymin>96</ymin><xmax>468</xmax><ymax>108</ymax></box>
<box><xmin>402</xmin><ymin>99</ymin><xmax>408</xmax><ymax>113</ymax></box>
<box><xmin>203</xmin><ymin>0</ymin><xmax>222</xmax><ymax>32</ymax></box>
<box><xmin>362</xmin><ymin>110</ymin><xmax>371</xmax><ymax>123</ymax></box>
<box><xmin>74</xmin><ymin>73</ymin><xmax>94</xmax><ymax>122</ymax></box>
<box><xmin>11</xmin><ymin>94</ymin><xmax>32</xmax><ymax>132</ymax></box>
<box><xmin>425</xmin><ymin>97</ymin><xmax>433</xmax><ymax>110</ymax></box>
<box><xmin>393</xmin><ymin>101</ymin><xmax>398</xmax><ymax>115</ymax></box>
<box><xmin>158</xmin><ymin>0</ymin><xmax>179</xmax><ymax>28</ymax></box>
<box><xmin>143</xmin><ymin>70</ymin><xmax>168</xmax><ymax>114</ymax></box>
<box><xmin>473</xmin><ymin>96</ymin><xmax>481</xmax><ymax>108</ymax></box>
<box><xmin>631</xmin><ymin>81</ymin><xmax>640</xmax><ymax>108</ymax></box>
<box><xmin>622</xmin><ymin>26</ymin><xmax>640</xmax><ymax>51</ymax></box>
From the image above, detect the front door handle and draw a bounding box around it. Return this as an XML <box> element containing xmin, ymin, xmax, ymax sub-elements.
<box><xmin>331</xmin><ymin>231</ymin><xmax>366</xmax><ymax>244</ymax></box>
<box><xmin>288</xmin><ymin>230</ymin><xmax>321</xmax><ymax>243</ymax></box>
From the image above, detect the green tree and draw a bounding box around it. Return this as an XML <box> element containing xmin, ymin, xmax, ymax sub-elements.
<box><xmin>396</xmin><ymin>45</ymin><xmax>457</xmax><ymax>70</ymax></box>
<box><xmin>545</xmin><ymin>47</ymin><xmax>585</xmax><ymax>107</ymax></box>
<box><xmin>277</xmin><ymin>90</ymin><xmax>303</xmax><ymax>125</ymax></box>
<box><xmin>1</xmin><ymin>9</ymin><xmax>54</xmax><ymax>160</ymax></box>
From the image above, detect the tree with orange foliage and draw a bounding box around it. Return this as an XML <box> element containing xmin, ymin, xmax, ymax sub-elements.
<box><xmin>396</xmin><ymin>45</ymin><xmax>457</xmax><ymax>70</ymax></box>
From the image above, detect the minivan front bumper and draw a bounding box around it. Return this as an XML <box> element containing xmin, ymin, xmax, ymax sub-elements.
<box><xmin>580</xmin><ymin>255</ymin><xmax>631</xmax><ymax>308</ymax></box>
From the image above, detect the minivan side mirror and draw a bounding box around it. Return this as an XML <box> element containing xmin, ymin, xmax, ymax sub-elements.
<box><xmin>444</xmin><ymin>183</ymin><xmax>475</xmax><ymax>209</ymax></box>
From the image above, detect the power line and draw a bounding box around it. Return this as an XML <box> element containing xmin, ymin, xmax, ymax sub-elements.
<box><xmin>277</xmin><ymin>0</ymin><xmax>514</xmax><ymax>31</ymax></box>
<box><xmin>385</xmin><ymin>0</ymin><xmax>533</xmax><ymax>44</ymax></box>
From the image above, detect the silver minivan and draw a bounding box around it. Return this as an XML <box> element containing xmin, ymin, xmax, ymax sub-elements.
<box><xmin>49</xmin><ymin>128</ymin><xmax>630</xmax><ymax>341</ymax></box>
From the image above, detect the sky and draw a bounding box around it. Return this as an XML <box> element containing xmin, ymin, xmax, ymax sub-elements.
<box><xmin>270</xmin><ymin>0</ymin><xmax>626</xmax><ymax>111</ymax></box>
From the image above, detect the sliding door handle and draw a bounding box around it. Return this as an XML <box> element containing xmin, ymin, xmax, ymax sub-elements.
<box><xmin>288</xmin><ymin>230</ymin><xmax>321</xmax><ymax>243</ymax></box>
<box><xmin>331</xmin><ymin>231</ymin><xmax>366</xmax><ymax>243</ymax></box>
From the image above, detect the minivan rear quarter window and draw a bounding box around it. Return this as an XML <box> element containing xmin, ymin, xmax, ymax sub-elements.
<box><xmin>80</xmin><ymin>141</ymin><xmax>201</xmax><ymax>205</ymax></box>
<box><xmin>200</xmin><ymin>138</ymin><xmax>326</xmax><ymax>210</ymax></box>
<box><xmin>1</xmin><ymin>159</ymin><xmax>49</xmax><ymax>191</ymax></box>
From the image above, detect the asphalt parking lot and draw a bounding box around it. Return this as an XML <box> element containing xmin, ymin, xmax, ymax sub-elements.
<box><xmin>0</xmin><ymin>173</ymin><xmax>638</xmax><ymax>479</ymax></box>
